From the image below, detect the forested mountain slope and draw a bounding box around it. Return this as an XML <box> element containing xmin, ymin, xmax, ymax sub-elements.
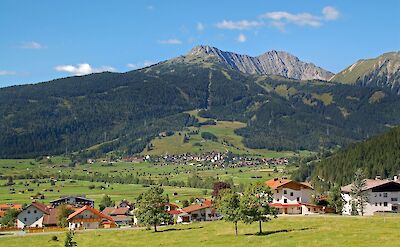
<box><xmin>311</xmin><ymin>126</ymin><xmax>400</xmax><ymax>186</ymax></box>
<box><xmin>1</xmin><ymin>47</ymin><xmax>400</xmax><ymax>158</ymax></box>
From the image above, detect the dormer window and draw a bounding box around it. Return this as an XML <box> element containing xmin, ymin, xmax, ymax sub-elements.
<box><xmin>290</xmin><ymin>192</ymin><xmax>294</xmax><ymax>196</ymax></box>
<box><xmin>27</xmin><ymin>210</ymin><xmax>31</xmax><ymax>214</ymax></box>
<box><xmin>284</xmin><ymin>190</ymin><xmax>287</xmax><ymax>195</ymax></box>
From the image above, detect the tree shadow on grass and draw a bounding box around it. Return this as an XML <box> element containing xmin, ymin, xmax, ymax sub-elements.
<box><xmin>156</xmin><ymin>226</ymin><xmax>204</xmax><ymax>233</ymax></box>
<box><xmin>245</xmin><ymin>227</ymin><xmax>313</xmax><ymax>236</ymax></box>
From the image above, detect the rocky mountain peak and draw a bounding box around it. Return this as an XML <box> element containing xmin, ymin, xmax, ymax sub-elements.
<box><xmin>185</xmin><ymin>45</ymin><xmax>334</xmax><ymax>81</ymax></box>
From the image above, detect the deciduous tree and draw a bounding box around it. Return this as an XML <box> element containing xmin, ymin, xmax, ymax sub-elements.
<box><xmin>136</xmin><ymin>187</ymin><xmax>170</xmax><ymax>232</ymax></box>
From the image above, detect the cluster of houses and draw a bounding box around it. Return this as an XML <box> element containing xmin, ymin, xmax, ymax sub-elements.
<box><xmin>2</xmin><ymin>175</ymin><xmax>400</xmax><ymax>231</ymax></box>
<box><xmin>121</xmin><ymin>152</ymin><xmax>289</xmax><ymax>168</ymax></box>
<box><xmin>9</xmin><ymin>195</ymin><xmax>220</xmax><ymax>230</ymax></box>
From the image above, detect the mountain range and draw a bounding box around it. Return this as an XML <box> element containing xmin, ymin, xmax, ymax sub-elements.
<box><xmin>181</xmin><ymin>45</ymin><xmax>334</xmax><ymax>81</ymax></box>
<box><xmin>0</xmin><ymin>46</ymin><xmax>399</xmax><ymax>158</ymax></box>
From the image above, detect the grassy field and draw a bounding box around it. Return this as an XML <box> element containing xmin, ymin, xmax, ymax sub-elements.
<box><xmin>0</xmin><ymin>155</ymin><xmax>295</xmax><ymax>187</ymax></box>
<box><xmin>142</xmin><ymin>109</ymin><xmax>313</xmax><ymax>158</ymax></box>
<box><xmin>0</xmin><ymin>216</ymin><xmax>398</xmax><ymax>247</ymax></box>
<box><xmin>0</xmin><ymin>179</ymin><xmax>207</xmax><ymax>207</ymax></box>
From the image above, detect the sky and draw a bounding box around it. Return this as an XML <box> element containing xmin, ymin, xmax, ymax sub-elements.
<box><xmin>0</xmin><ymin>0</ymin><xmax>399</xmax><ymax>87</ymax></box>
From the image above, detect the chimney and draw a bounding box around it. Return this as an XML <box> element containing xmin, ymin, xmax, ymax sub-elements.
<box><xmin>375</xmin><ymin>175</ymin><xmax>381</xmax><ymax>180</ymax></box>
<box><xmin>394</xmin><ymin>176</ymin><xmax>398</xmax><ymax>182</ymax></box>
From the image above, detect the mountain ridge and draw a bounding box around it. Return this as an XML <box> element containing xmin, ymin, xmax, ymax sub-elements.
<box><xmin>181</xmin><ymin>45</ymin><xmax>334</xmax><ymax>81</ymax></box>
<box><xmin>330</xmin><ymin>51</ymin><xmax>400</xmax><ymax>94</ymax></box>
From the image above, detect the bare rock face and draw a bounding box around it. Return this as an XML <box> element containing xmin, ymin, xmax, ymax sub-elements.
<box><xmin>330</xmin><ymin>52</ymin><xmax>400</xmax><ymax>94</ymax></box>
<box><xmin>186</xmin><ymin>45</ymin><xmax>334</xmax><ymax>81</ymax></box>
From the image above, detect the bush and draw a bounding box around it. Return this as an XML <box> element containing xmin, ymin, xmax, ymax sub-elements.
<box><xmin>88</xmin><ymin>185</ymin><xmax>95</xmax><ymax>190</ymax></box>
<box><xmin>51</xmin><ymin>236</ymin><xmax>58</xmax><ymax>241</ymax></box>
<box><xmin>201</xmin><ymin>132</ymin><xmax>218</xmax><ymax>141</ymax></box>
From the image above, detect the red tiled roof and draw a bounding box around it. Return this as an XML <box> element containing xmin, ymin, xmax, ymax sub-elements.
<box><xmin>102</xmin><ymin>207</ymin><xmax>129</xmax><ymax>216</ymax></box>
<box><xmin>168</xmin><ymin>209</ymin><xmax>183</xmax><ymax>215</ymax></box>
<box><xmin>31</xmin><ymin>202</ymin><xmax>50</xmax><ymax>214</ymax></box>
<box><xmin>0</xmin><ymin>204</ymin><xmax>23</xmax><ymax>211</ymax></box>
<box><xmin>182</xmin><ymin>200</ymin><xmax>213</xmax><ymax>213</ymax></box>
<box><xmin>265</xmin><ymin>178</ymin><xmax>313</xmax><ymax>190</ymax></box>
<box><xmin>67</xmin><ymin>206</ymin><xmax>114</xmax><ymax>222</ymax></box>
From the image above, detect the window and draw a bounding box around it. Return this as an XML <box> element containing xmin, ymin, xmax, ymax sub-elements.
<box><xmin>383</xmin><ymin>193</ymin><xmax>388</xmax><ymax>198</ymax></box>
<box><xmin>24</xmin><ymin>218</ymin><xmax>27</xmax><ymax>222</ymax></box>
<box><xmin>375</xmin><ymin>203</ymin><xmax>378</xmax><ymax>206</ymax></box>
<box><xmin>384</xmin><ymin>202</ymin><xmax>388</xmax><ymax>207</ymax></box>
<box><xmin>308</xmin><ymin>208</ymin><xmax>310</xmax><ymax>211</ymax></box>
<box><xmin>27</xmin><ymin>210</ymin><xmax>30</xmax><ymax>214</ymax></box>
<box><xmin>297</xmin><ymin>197</ymin><xmax>300</xmax><ymax>202</ymax></box>
<box><xmin>380</xmin><ymin>202</ymin><xmax>382</xmax><ymax>206</ymax></box>
<box><xmin>33</xmin><ymin>210</ymin><xmax>37</xmax><ymax>214</ymax></box>
<box><xmin>391</xmin><ymin>198</ymin><xmax>398</xmax><ymax>202</ymax></box>
<box><xmin>290</xmin><ymin>192</ymin><xmax>294</xmax><ymax>196</ymax></box>
<box><xmin>284</xmin><ymin>199</ymin><xmax>288</xmax><ymax>203</ymax></box>
<box><xmin>284</xmin><ymin>190</ymin><xmax>287</xmax><ymax>195</ymax></box>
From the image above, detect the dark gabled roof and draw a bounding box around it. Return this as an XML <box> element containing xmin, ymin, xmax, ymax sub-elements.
<box><xmin>50</xmin><ymin>196</ymin><xmax>94</xmax><ymax>203</ymax></box>
<box><xmin>341</xmin><ymin>179</ymin><xmax>400</xmax><ymax>193</ymax></box>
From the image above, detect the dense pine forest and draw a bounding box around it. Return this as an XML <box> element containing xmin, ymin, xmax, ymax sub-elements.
<box><xmin>301</xmin><ymin>126</ymin><xmax>400</xmax><ymax>186</ymax></box>
<box><xmin>1</xmin><ymin>55</ymin><xmax>400</xmax><ymax>158</ymax></box>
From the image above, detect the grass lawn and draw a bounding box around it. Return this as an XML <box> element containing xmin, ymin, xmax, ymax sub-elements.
<box><xmin>0</xmin><ymin>216</ymin><xmax>398</xmax><ymax>247</ymax></box>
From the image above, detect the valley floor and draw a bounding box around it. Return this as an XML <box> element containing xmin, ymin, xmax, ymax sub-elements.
<box><xmin>0</xmin><ymin>215</ymin><xmax>398</xmax><ymax>247</ymax></box>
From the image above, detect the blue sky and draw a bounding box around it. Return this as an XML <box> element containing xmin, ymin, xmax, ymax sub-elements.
<box><xmin>0</xmin><ymin>0</ymin><xmax>399</xmax><ymax>87</ymax></box>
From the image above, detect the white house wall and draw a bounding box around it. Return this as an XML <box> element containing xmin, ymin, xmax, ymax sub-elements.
<box><xmin>342</xmin><ymin>190</ymin><xmax>400</xmax><ymax>216</ymax></box>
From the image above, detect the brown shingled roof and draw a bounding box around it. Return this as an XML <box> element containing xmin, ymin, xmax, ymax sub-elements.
<box><xmin>341</xmin><ymin>179</ymin><xmax>400</xmax><ymax>193</ymax></box>
<box><xmin>31</xmin><ymin>202</ymin><xmax>50</xmax><ymax>214</ymax></box>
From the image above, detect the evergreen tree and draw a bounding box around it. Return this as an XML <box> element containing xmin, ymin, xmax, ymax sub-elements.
<box><xmin>327</xmin><ymin>186</ymin><xmax>344</xmax><ymax>214</ymax></box>
<box><xmin>64</xmin><ymin>230</ymin><xmax>76</xmax><ymax>247</ymax></box>
<box><xmin>351</xmin><ymin>169</ymin><xmax>368</xmax><ymax>216</ymax></box>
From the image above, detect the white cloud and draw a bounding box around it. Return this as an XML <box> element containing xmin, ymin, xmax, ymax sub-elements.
<box><xmin>237</xmin><ymin>33</ymin><xmax>247</xmax><ymax>43</ymax></box>
<box><xmin>55</xmin><ymin>63</ymin><xmax>116</xmax><ymax>76</ymax></box>
<box><xmin>197</xmin><ymin>22</ymin><xmax>205</xmax><ymax>32</ymax></box>
<box><xmin>0</xmin><ymin>70</ymin><xmax>16</xmax><ymax>75</ymax></box>
<box><xmin>261</xmin><ymin>11</ymin><xmax>321</xmax><ymax>27</ymax></box>
<box><xmin>19</xmin><ymin>41</ymin><xmax>45</xmax><ymax>49</ymax></box>
<box><xmin>158</xmin><ymin>39</ymin><xmax>182</xmax><ymax>45</ymax></box>
<box><xmin>323</xmin><ymin>6</ymin><xmax>339</xmax><ymax>20</ymax></box>
<box><xmin>261</xmin><ymin>6</ymin><xmax>339</xmax><ymax>31</ymax></box>
<box><xmin>126</xmin><ymin>63</ymin><xmax>138</xmax><ymax>69</ymax></box>
<box><xmin>216</xmin><ymin>20</ymin><xmax>263</xmax><ymax>30</ymax></box>
<box><xmin>146</xmin><ymin>5</ymin><xmax>154</xmax><ymax>10</ymax></box>
<box><xmin>126</xmin><ymin>60</ymin><xmax>155</xmax><ymax>70</ymax></box>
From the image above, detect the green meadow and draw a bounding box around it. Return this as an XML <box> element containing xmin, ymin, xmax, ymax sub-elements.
<box><xmin>142</xmin><ymin>109</ymin><xmax>313</xmax><ymax>158</ymax></box>
<box><xmin>0</xmin><ymin>216</ymin><xmax>398</xmax><ymax>247</ymax></box>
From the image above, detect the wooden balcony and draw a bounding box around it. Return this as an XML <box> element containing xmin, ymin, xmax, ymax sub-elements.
<box><xmin>69</xmin><ymin>217</ymin><xmax>103</xmax><ymax>223</ymax></box>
